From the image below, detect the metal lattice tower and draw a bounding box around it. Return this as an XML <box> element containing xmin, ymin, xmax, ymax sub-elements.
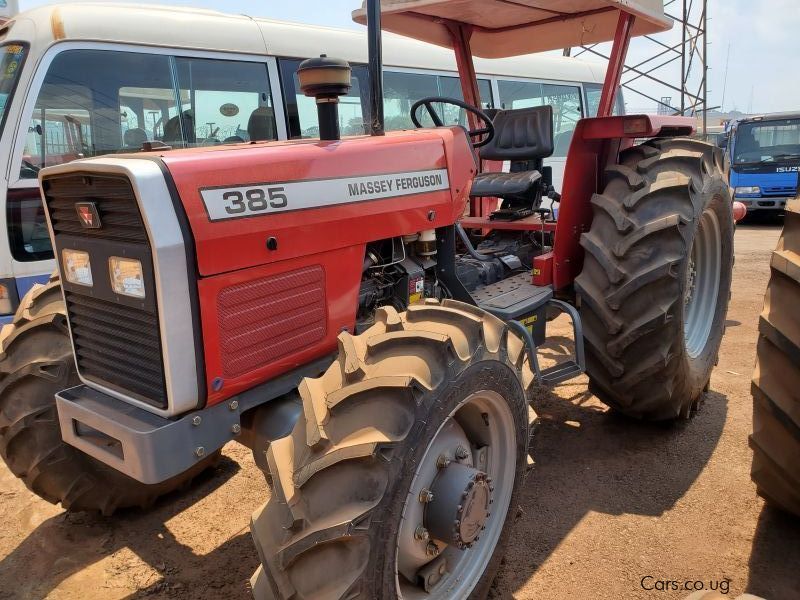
<box><xmin>573</xmin><ymin>0</ymin><xmax>710</xmax><ymax>136</ymax></box>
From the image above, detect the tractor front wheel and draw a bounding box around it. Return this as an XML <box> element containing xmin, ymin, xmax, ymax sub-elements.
<box><xmin>0</xmin><ymin>274</ymin><xmax>219</xmax><ymax>515</ymax></box>
<box><xmin>250</xmin><ymin>300</ymin><xmax>533</xmax><ymax>599</ymax></box>
<box><xmin>575</xmin><ymin>138</ymin><xmax>734</xmax><ymax>420</ymax></box>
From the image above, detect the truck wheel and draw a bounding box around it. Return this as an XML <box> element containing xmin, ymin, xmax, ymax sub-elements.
<box><xmin>750</xmin><ymin>202</ymin><xmax>800</xmax><ymax>516</ymax></box>
<box><xmin>0</xmin><ymin>274</ymin><xmax>219</xmax><ymax>515</ymax></box>
<box><xmin>575</xmin><ymin>138</ymin><xmax>733</xmax><ymax>420</ymax></box>
<box><xmin>250</xmin><ymin>300</ymin><xmax>533</xmax><ymax>599</ymax></box>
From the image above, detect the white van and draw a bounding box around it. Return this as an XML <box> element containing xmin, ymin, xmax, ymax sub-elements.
<box><xmin>0</xmin><ymin>2</ymin><xmax>617</xmax><ymax>323</ymax></box>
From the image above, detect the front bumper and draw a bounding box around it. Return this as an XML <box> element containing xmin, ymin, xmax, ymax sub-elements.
<box><xmin>56</xmin><ymin>385</ymin><xmax>242</xmax><ymax>484</ymax></box>
<box><xmin>735</xmin><ymin>197</ymin><xmax>790</xmax><ymax>210</ymax></box>
<box><xmin>55</xmin><ymin>355</ymin><xmax>332</xmax><ymax>484</ymax></box>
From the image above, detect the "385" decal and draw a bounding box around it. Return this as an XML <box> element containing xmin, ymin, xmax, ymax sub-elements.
<box><xmin>222</xmin><ymin>187</ymin><xmax>288</xmax><ymax>215</ymax></box>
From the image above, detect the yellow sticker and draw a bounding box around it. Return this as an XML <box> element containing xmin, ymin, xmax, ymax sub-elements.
<box><xmin>532</xmin><ymin>268</ymin><xmax>541</xmax><ymax>276</ymax></box>
<box><xmin>520</xmin><ymin>314</ymin><xmax>538</xmax><ymax>333</ymax></box>
<box><xmin>409</xmin><ymin>293</ymin><xmax>422</xmax><ymax>304</ymax></box>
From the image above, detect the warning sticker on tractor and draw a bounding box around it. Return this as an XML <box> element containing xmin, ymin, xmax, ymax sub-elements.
<box><xmin>520</xmin><ymin>314</ymin><xmax>538</xmax><ymax>333</ymax></box>
<box><xmin>199</xmin><ymin>169</ymin><xmax>450</xmax><ymax>222</ymax></box>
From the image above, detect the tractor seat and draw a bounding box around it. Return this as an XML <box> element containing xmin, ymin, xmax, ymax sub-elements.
<box><xmin>471</xmin><ymin>170</ymin><xmax>541</xmax><ymax>198</ymax></box>
<box><xmin>469</xmin><ymin>105</ymin><xmax>554</xmax><ymax>199</ymax></box>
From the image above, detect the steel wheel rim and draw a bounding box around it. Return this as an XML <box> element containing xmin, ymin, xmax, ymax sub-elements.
<box><xmin>684</xmin><ymin>208</ymin><xmax>721</xmax><ymax>358</ymax></box>
<box><xmin>395</xmin><ymin>389</ymin><xmax>517</xmax><ymax>599</ymax></box>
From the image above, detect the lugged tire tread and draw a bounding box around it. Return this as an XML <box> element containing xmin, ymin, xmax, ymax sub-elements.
<box><xmin>750</xmin><ymin>233</ymin><xmax>800</xmax><ymax>516</ymax></box>
<box><xmin>250</xmin><ymin>299</ymin><xmax>533</xmax><ymax>599</ymax></box>
<box><xmin>575</xmin><ymin>139</ymin><xmax>733</xmax><ymax>420</ymax></box>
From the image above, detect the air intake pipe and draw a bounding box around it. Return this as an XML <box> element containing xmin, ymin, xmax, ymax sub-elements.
<box><xmin>297</xmin><ymin>54</ymin><xmax>352</xmax><ymax>141</ymax></box>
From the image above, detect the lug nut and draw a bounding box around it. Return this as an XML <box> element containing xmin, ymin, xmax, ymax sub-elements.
<box><xmin>426</xmin><ymin>542</ymin><xmax>440</xmax><ymax>557</ymax></box>
<box><xmin>436</xmin><ymin>454</ymin><xmax>451</xmax><ymax>469</ymax></box>
<box><xmin>191</xmin><ymin>415</ymin><xmax>202</xmax><ymax>426</ymax></box>
<box><xmin>455</xmin><ymin>445</ymin><xmax>469</xmax><ymax>460</ymax></box>
<box><xmin>414</xmin><ymin>526</ymin><xmax>430</xmax><ymax>542</ymax></box>
<box><xmin>229</xmin><ymin>400</ymin><xmax>239</xmax><ymax>411</ymax></box>
<box><xmin>195</xmin><ymin>446</ymin><xmax>206</xmax><ymax>458</ymax></box>
<box><xmin>419</xmin><ymin>489</ymin><xmax>434</xmax><ymax>503</ymax></box>
<box><xmin>231</xmin><ymin>424</ymin><xmax>242</xmax><ymax>435</ymax></box>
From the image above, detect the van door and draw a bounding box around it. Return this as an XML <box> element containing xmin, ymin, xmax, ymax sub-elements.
<box><xmin>7</xmin><ymin>48</ymin><xmax>179</xmax><ymax>315</ymax></box>
<box><xmin>8</xmin><ymin>46</ymin><xmax>282</xmax><ymax>314</ymax></box>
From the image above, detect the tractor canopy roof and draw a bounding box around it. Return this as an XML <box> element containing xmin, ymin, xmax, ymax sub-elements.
<box><xmin>353</xmin><ymin>0</ymin><xmax>672</xmax><ymax>58</ymax></box>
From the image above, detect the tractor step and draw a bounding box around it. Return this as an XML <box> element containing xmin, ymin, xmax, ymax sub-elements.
<box><xmin>504</xmin><ymin>297</ymin><xmax>586</xmax><ymax>388</ymax></box>
<box><xmin>541</xmin><ymin>361</ymin><xmax>583</xmax><ymax>385</ymax></box>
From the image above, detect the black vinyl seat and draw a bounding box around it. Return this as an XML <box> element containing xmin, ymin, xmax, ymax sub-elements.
<box><xmin>469</xmin><ymin>105</ymin><xmax>554</xmax><ymax>201</ymax></box>
<box><xmin>470</xmin><ymin>170</ymin><xmax>541</xmax><ymax>197</ymax></box>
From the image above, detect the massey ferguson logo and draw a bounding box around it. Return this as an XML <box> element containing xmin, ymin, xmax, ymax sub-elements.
<box><xmin>75</xmin><ymin>202</ymin><xmax>101</xmax><ymax>229</ymax></box>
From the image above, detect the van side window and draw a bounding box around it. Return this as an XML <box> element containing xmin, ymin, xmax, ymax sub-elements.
<box><xmin>383</xmin><ymin>71</ymin><xmax>493</xmax><ymax>131</ymax></box>
<box><xmin>173</xmin><ymin>57</ymin><xmax>275</xmax><ymax>146</ymax></box>
<box><xmin>497</xmin><ymin>79</ymin><xmax>583</xmax><ymax>157</ymax></box>
<box><xmin>583</xmin><ymin>82</ymin><xmax>625</xmax><ymax>118</ymax></box>
<box><xmin>279</xmin><ymin>58</ymin><xmax>370</xmax><ymax>139</ymax></box>
<box><xmin>20</xmin><ymin>50</ymin><xmax>174</xmax><ymax>178</ymax></box>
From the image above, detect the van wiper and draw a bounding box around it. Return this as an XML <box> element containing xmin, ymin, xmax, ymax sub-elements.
<box><xmin>744</xmin><ymin>153</ymin><xmax>800</xmax><ymax>166</ymax></box>
<box><xmin>20</xmin><ymin>159</ymin><xmax>41</xmax><ymax>176</ymax></box>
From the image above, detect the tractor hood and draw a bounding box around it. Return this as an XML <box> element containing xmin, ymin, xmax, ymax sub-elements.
<box><xmin>353</xmin><ymin>0</ymin><xmax>673</xmax><ymax>58</ymax></box>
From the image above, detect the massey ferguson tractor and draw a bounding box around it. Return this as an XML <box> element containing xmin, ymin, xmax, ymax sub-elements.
<box><xmin>4</xmin><ymin>0</ymin><xmax>734</xmax><ymax>597</ymax></box>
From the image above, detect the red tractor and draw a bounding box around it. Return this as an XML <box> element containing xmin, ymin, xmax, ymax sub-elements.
<box><xmin>32</xmin><ymin>0</ymin><xmax>732</xmax><ymax>597</ymax></box>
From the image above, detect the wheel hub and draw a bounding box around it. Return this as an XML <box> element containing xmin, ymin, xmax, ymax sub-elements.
<box><xmin>425</xmin><ymin>462</ymin><xmax>493</xmax><ymax>549</ymax></box>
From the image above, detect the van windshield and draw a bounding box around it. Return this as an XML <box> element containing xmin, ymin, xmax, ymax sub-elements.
<box><xmin>0</xmin><ymin>44</ymin><xmax>26</xmax><ymax>132</ymax></box>
<box><xmin>19</xmin><ymin>49</ymin><xmax>277</xmax><ymax>178</ymax></box>
<box><xmin>733</xmin><ymin>118</ymin><xmax>800</xmax><ymax>166</ymax></box>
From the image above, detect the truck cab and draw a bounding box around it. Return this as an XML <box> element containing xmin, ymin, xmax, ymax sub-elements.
<box><xmin>729</xmin><ymin>112</ymin><xmax>800</xmax><ymax>214</ymax></box>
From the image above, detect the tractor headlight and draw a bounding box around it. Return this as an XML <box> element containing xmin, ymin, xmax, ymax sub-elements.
<box><xmin>62</xmin><ymin>249</ymin><xmax>93</xmax><ymax>287</ymax></box>
<box><xmin>734</xmin><ymin>186</ymin><xmax>761</xmax><ymax>196</ymax></box>
<box><xmin>109</xmin><ymin>257</ymin><xmax>145</xmax><ymax>298</ymax></box>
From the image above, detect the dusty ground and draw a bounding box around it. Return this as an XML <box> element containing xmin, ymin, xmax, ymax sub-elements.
<box><xmin>1</xmin><ymin>223</ymin><xmax>798</xmax><ymax>600</ymax></box>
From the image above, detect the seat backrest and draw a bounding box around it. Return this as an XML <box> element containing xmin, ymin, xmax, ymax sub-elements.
<box><xmin>123</xmin><ymin>127</ymin><xmax>148</xmax><ymax>149</ymax></box>
<box><xmin>248</xmin><ymin>106</ymin><xmax>276</xmax><ymax>142</ymax></box>
<box><xmin>163</xmin><ymin>111</ymin><xmax>195</xmax><ymax>145</ymax></box>
<box><xmin>479</xmin><ymin>106</ymin><xmax>554</xmax><ymax>162</ymax></box>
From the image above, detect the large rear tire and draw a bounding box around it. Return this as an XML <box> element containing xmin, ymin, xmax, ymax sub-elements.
<box><xmin>575</xmin><ymin>138</ymin><xmax>734</xmax><ymax>420</ymax></box>
<box><xmin>249</xmin><ymin>300</ymin><xmax>534</xmax><ymax>599</ymax></box>
<box><xmin>0</xmin><ymin>274</ymin><xmax>219</xmax><ymax>515</ymax></box>
<box><xmin>750</xmin><ymin>202</ymin><xmax>800</xmax><ymax>516</ymax></box>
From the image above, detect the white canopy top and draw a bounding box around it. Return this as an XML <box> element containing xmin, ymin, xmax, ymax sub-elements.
<box><xmin>353</xmin><ymin>0</ymin><xmax>672</xmax><ymax>58</ymax></box>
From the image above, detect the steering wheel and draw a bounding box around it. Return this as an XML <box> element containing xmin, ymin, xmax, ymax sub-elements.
<box><xmin>410</xmin><ymin>96</ymin><xmax>495</xmax><ymax>148</ymax></box>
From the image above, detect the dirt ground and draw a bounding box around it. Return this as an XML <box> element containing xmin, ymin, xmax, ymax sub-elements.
<box><xmin>1</xmin><ymin>223</ymin><xmax>798</xmax><ymax>600</ymax></box>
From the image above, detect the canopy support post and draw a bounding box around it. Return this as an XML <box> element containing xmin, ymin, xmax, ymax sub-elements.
<box><xmin>366</xmin><ymin>0</ymin><xmax>385</xmax><ymax>136</ymax></box>
<box><xmin>445</xmin><ymin>22</ymin><xmax>491</xmax><ymax>219</ymax></box>
<box><xmin>597</xmin><ymin>11</ymin><xmax>635</xmax><ymax>117</ymax></box>
<box><xmin>446</xmin><ymin>22</ymin><xmax>481</xmax><ymax>128</ymax></box>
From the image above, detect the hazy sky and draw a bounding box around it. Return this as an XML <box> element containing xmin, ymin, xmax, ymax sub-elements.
<box><xmin>16</xmin><ymin>0</ymin><xmax>799</xmax><ymax>115</ymax></box>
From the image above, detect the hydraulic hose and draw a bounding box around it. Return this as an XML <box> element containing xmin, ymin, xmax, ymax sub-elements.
<box><xmin>455</xmin><ymin>224</ymin><xmax>494</xmax><ymax>262</ymax></box>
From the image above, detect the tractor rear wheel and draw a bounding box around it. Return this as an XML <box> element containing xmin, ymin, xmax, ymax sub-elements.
<box><xmin>575</xmin><ymin>138</ymin><xmax>734</xmax><ymax>420</ymax></box>
<box><xmin>0</xmin><ymin>274</ymin><xmax>219</xmax><ymax>515</ymax></box>
<box><xmin>750</xmin><ymin>201</ymin><xmax>800</xmax><ymax>516</ymax></box>
<box><xmin>250</xmin><ymin>300</ymin><xmax>533</xmax><ymax>599</ymax></box>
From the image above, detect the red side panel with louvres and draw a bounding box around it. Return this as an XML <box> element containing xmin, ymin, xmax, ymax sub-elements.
<box><xmin>216</xmin><ymin>265</ymin><xmax>326</xmax><ymax>379</ymax></box>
